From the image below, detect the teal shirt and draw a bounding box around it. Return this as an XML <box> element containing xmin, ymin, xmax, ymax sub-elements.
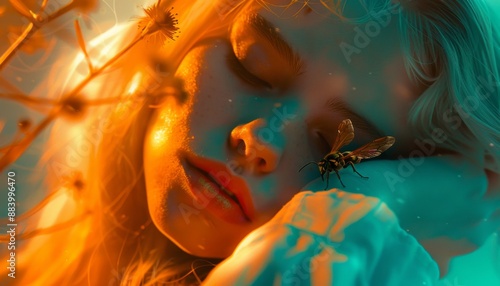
<box><xmin>204</xmin><ymin>190</ymin><xmax>440</xmax><ymax>285</ymax></box>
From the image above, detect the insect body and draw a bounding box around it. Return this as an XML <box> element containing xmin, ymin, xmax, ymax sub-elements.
<box><xmin>299</xmin><ymin>119</ymin><xmax>395</xmax><ymax>189</ymax></box>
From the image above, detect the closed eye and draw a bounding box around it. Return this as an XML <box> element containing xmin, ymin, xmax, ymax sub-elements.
<box><xmin>226</xmin><ymin>47</ymin><xmax>273</xmax><ymax>90</ymax></box>
<box><xmin>310</xmin><ymin>131</ymin><xmax>332</xmax><ymax>158</ymax></box>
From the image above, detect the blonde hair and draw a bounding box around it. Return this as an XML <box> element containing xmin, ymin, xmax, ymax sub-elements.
<box><xmin>1</xmin><ymin>0</ymin><xmax>499</xmax><ymax>285</ymax></box>
<box><xmin>2</xmin><ymin>0</ymin><xmax>242</xmax><ymax>284</ymax></box>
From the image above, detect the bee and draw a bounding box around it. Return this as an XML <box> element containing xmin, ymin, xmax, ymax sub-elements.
<box><xmin>299</xmin><ymin>119</ymin><xmax>395</xmax><ymax>189</ymax></box>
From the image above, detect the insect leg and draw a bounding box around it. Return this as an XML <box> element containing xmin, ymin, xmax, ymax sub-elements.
<box><xmin>325</xmin><ymin>171</ymin><xmax>330</xmax><ymax>190</ymax></box>
<box><xmin>349</xmin><ymin>162</ymin><xmax>368</xmax><ymax>179</ymax></box>
<box><xmin>334</xmin><ymin>170</ymin><xmax>346</xmax><ymax>188</ymax></box>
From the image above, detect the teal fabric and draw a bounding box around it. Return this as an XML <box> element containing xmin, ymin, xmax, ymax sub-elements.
<box><xmin>439</xmin><ymin>234</ymin><xmax>500</xmax><ymax>286</ymax></box>
<box><xmin>204</xmin><ymin>190</ymin><xmax>440</xmax><ymax>285</ymax></box>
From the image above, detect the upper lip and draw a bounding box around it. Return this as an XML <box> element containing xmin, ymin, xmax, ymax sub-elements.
<box><xmin>182</xmin><ymin>152</ymin><xmax>256</xmax><ymax>221</ymax></box>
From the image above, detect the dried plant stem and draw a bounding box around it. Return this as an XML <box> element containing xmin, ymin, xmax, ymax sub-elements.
<box><xmin>0</xmin><ymin>93</ymin><xmax>58</xmax><ymax>105</ymax></box>
<box><xmin>64</xmin><ymin>35</ymin><xmax>145</xmax><ymax>101</ymax></box>
<box><xmin>0</xmin><ymin>187</ymin><xmax>63</xmax><ymax>225</ymax></box>
<box><xmin>0</xmin><ymin>34</ymin><xmax>146</xmax><ymax>172</ymax></box>
<box><xmin>0</xmin><ymin>22</ymin><xmax>35</xmax><ymax>70</ymax></box>
<box><xmin>0</xmin><ymin>93</ymin><xmax>127</xmax><ymax>110</ymax></box>
<box><xmin>74</xmin><ymin>20</ymin><xmax>94</xmax><ymax>73</ymax></box>
<box><xmin>40</xmin><ymin>0</ymin><xmax>49</xmax><ymax>11</ymax></box>
<box><xmin>0</xmin><ymin>2</ymin><xmax>77</xmax><ymax>70</ymax></box>
<box><xmin>0</xmin><ymin>108</ymin><xmax>60</xmax><ymax>171</ymax></box>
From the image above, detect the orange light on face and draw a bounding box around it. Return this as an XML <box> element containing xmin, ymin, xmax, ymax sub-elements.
<box><xmin>149</xmin><ymin>96</ymin><xmax>189</xmax><ymax>150</ymax></box>
<box><xmin>152</xmin><ymin>124</ymin><xmax>170</xmax><ymax>147</ymax></box>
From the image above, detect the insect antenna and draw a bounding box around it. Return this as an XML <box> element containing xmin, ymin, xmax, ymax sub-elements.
<box><xmin>298</xmin><ymin>162</ymin><xmax>318</xmax><ymax>172</ymax></box>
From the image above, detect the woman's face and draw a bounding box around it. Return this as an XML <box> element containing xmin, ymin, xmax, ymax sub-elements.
<box><xmin>144</xmin><ymin>3</ymin><xmax>423</xmax><ymax>258</ymax></box>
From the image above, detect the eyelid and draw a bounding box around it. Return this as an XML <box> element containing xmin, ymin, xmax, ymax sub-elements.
<box><xmin>246</xmin><ymin>13</ymin><xmax>304</xmax><ymax>76</ymax></box>
<box><xmin>326</xmin><ymin>98</ymin><xmax>383</xmax><ymax>139</ymax></box>
<box><xmin>225</xmin><ymin>46</ymin><xmax>273</xmax><ymax>90</ymax></box>
<box><xmin>315</xmin><ymin>131</ymin><xmax>332</xmax><ymax>153</ymax></box>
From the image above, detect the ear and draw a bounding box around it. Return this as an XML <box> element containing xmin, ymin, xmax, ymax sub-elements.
<box><xmin>420</xmin><ymin>237</ymin><xmax>478</xmax><ymax>278</ymax></box>
<box><xmin>485</xmin><ymin>168</ymin><xmax>500</xmax><ymax>198</ymax></box>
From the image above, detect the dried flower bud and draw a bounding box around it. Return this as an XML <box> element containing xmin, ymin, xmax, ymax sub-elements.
<box><xmin>72</xmin><ymin>177</ymin><xmax>85</xmax><ymax>192</ymax></box>
<box><xmin>138</xmin><ymin>1</ymin><xmax>179</xmax><ymax>44</ymax></box>
<box><xmin>63</xmin><ymin>171</ymin><xmax>85</xmax><ymax>200</ymax></box>
<box><xmin>17</xmin><ymin>118</ymin><xmax>32</xmax><ymax>132</ymax></box>
<box><xmin>60</xmin><ymin>96</ymin><xmax>86</xmax><ymax>121</ymax></box>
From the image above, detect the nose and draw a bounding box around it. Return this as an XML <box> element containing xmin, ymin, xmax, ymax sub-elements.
<box><xmin>229</xmin><ymin>119</ymin><xmax>283</xmax><ymax>174</ymax></box>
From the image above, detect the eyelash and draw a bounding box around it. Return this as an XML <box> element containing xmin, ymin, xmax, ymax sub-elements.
<box><xmin>316</xmin><ymin>131</ymin><xmax>332</xmax><ymax>153</ymax></box>
<box><xmin>225</xmin><ymin>48</ymin><xmax>272</xmax><ymax>90</ymax></box>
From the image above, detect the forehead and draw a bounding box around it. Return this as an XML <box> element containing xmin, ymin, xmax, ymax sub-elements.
<box><xmin>242</xmin><ymin>2</ymin><xmax>404</xmax><ymax>70</ymax></box>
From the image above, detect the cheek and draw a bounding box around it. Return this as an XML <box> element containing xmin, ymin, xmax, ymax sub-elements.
<box><xmin>174</xmin><ymin>40</ymin><xmax>243</xmax><ymax>155</ymax></box>
<box><xmin>346</xmin><ymin>60</ymin><xmax>420</xmax><ymax>153</ymax></box>
<box><xmin>177</xmin><ymin>41</ymin><xmax>239</xmax><ymax>116</ymax></box>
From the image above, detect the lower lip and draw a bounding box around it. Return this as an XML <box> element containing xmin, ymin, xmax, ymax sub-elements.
<box><xmin>183</xmin><ymin>161</ymin><xmax>249</xmax><ymax>224</ymax></box>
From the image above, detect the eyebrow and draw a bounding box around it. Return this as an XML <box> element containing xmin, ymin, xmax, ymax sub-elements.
<box><xmin>327</xmin><ymin>98</ymin><xmax>384</xmax><ymax>139</ymax></box>
<box><xmin>246</xmin><ymin>13</ymin><xmax>304</xmax><ymax>75</ymax></box>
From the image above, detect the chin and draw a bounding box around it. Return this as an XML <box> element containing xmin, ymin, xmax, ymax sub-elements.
<box><xmin>147</xmin><ymin>177</ymin><xmax>255</xmax><ymax>259</ymax></box>
<box><xmin>166</xmin><ymin>228</ymin><xmax>239</xmax><ymax>259</ymax></box>
<box><xmin>149</xmin><ymin>198</ymin><xmax>240</xmax><ymax>259</ymax></box>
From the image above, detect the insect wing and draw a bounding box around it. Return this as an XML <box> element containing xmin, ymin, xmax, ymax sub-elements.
<box><xmin>329</xmin><ymin>119</ymin><xmax>355</xmax><ymax>153</ymax></box>
<box><xmin>346</xmin><ymin>136</ymin><xmax>395</xmax><ymax>159</ymax></box>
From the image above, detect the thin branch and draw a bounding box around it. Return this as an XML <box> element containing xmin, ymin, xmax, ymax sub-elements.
<box><xmin>60</xmin><ymin>35</ymin><xmax>145</xmax><ymax>103</ymax></box>
<box><xmin>0</xmin><ymin>188</ymin><xmax>63</xmax><ymax>224</ymax></box>
<box><xmin>40</xmin><ymin>0</ymin><xmax>49</xmax><ymax>11</ymax></box>
<box><xmin>74</xmin><ymin>19</ymin><xmax>94</xmax><ymax>73</ymax></box>
<box><xmin>0</xmin><ymin>93</ymin><xmax>58</xmax><ymax>105</ymax></box>
<box><xmin>0</xmin><ymin>1</ymin><xmax>179</xmax><ymax>172</ymax></box>
<box><xmin>0</xmin><ymin>34</ymin><xmax>145</xmax><ymax>172</ymax></box>
<box><xmin>8</xmin><ymin>0</ymin><xmax>37</xmax><ymax>22</ymax></box>
<box><xmin>0</xmin><ymin>109</ymin><xmax>59</xmax><ymax>171</ymax></box>
<box><xmin>0</xmin><ymin>22</ymin><xmax>35</xmax><ymax>69</ymax></box>
<box><xmin>0</xmin><ymin>1</ymin><xmax>78</xmax><ymax>70</ymax></box>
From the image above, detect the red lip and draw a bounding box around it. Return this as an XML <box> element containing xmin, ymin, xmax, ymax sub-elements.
<box><xmin>182</xmin><ymin>152</ymin><xmax>256</xmax><ymax>222</ymax></box>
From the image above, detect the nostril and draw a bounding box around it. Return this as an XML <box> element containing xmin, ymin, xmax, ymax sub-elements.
<box><xmin>229</xmin><ymin>119</ymin><xmax>283</xmax><ymax>174</ymax></box>
<box><xmin>229</xmin><ymin>134</ymin><xmax>246</xmax><ymax>153</ymax></box>
<box><xmin>236</xmin><ymin>139</ymin><xmax>246</xmax><ymax>155</ymax></box>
